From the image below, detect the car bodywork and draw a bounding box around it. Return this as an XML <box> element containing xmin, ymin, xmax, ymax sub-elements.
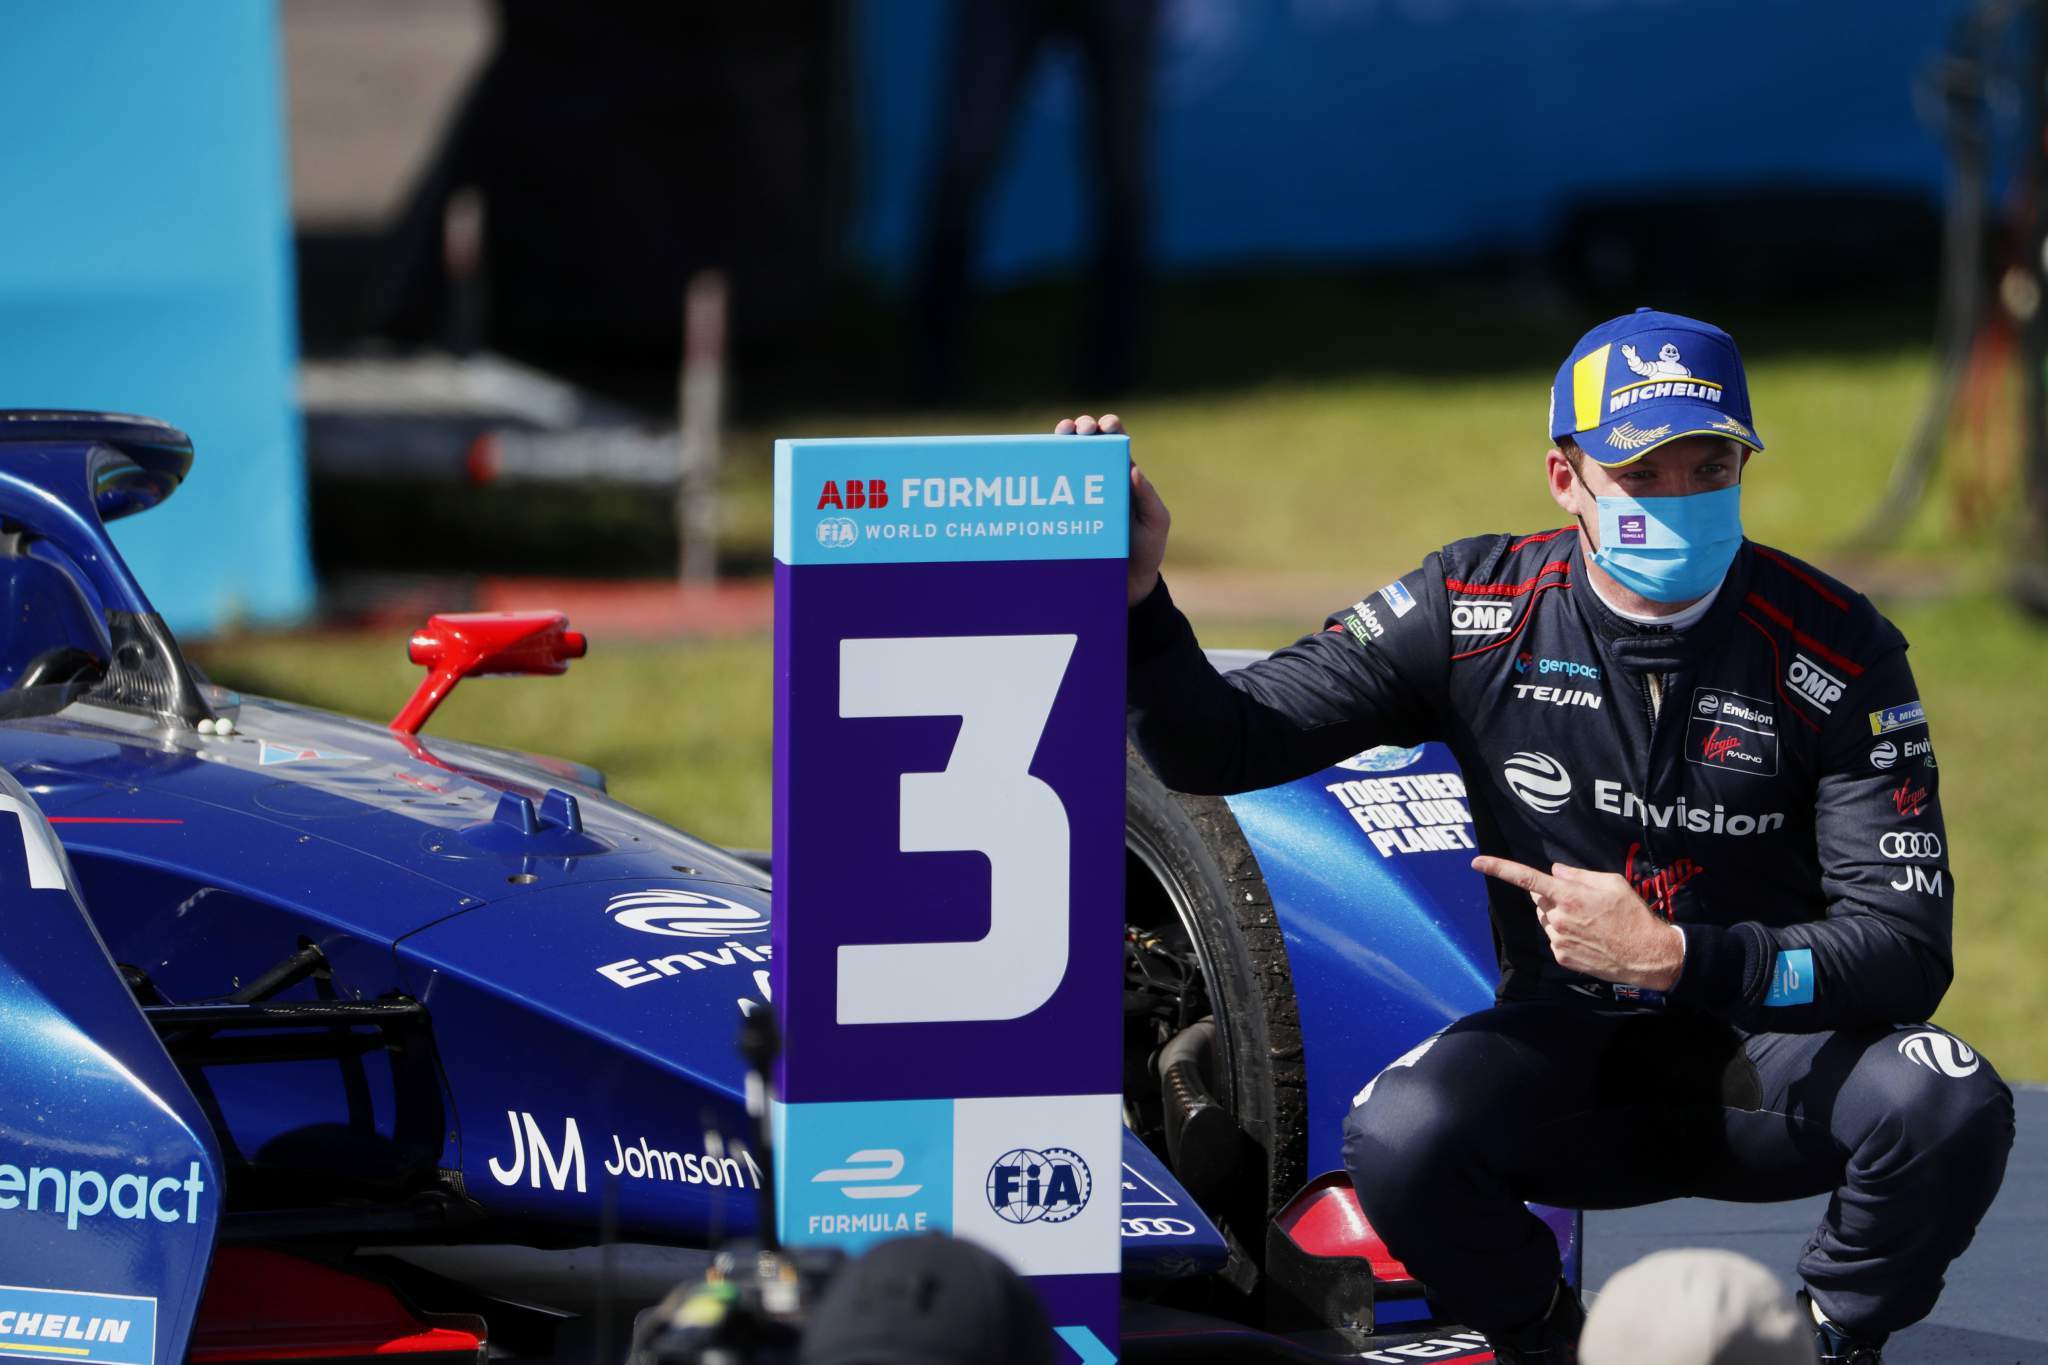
<box><xmin>0</xmin><ymin>414</ymin><xmax>1570</xmax><ymax>1364</ymax></box>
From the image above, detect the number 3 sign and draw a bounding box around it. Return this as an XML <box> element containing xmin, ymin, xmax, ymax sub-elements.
<box><xmin>772</xmin><ymin>436</ymin><xmax>1128</xmax><ymax>1357</ymax></box>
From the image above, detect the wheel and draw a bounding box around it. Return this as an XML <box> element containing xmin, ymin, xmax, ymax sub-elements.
<box><xmin>1123</xmin><ymin>743</ymin><xmax>1306</xmax><ymax>1259</ymax></box>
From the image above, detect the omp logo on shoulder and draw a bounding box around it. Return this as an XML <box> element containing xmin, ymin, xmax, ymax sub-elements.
<box><xmin>606</xmin><ymin>888</ymin><xmax>768</xmax><ymax>938</ymax></box>
<box><xmin>1786</xmin><ymin>653</ymin><xmax>1844</xmax><ymax>713</ymax></box>
<box><xmin>0</xmin><ymin>1285</ymin><xmax>156</xmax><ymax>1365</ymax></box>
<box><xmin>0</xmin><ymin>1158</ymin><xmax>205</xmax><ymax>1232</ymax></box>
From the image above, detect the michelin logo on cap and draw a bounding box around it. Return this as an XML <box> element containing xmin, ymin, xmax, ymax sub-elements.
<box><xmin>1550</xmin><ymin>308</ymin><xmax>1765</xmax><ymax>466</ymax></box>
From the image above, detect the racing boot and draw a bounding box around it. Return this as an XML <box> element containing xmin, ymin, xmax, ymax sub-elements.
<box><xmin>1800</xmin><ymin>1290</ymin><xmax>1886</xmax><ymax>1364</ymax></box>
<box><xmin>1485</xmin><ymin>1279</ymin><xmax>1583</xmax><ymax>1364</ymax></box>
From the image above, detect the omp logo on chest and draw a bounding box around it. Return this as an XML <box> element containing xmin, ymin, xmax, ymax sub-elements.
<box><xmin>0</xmin><ymin>1157</ymin><xmax>205</xmax><ymax>1231</ymax></box>
<box><xmin>1450</xmin><ymin>600</ymin><xmax>1514</xmax><ymax>635</ymax></box>
<box><xmin>0</xmin><ymin>1286</ymin><xmax>156</xmax><ymax>1365</ymax></box>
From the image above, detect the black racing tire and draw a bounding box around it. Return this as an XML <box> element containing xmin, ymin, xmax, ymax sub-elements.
<box><xmin>1124</xmin><ymin>743</ymin><xmax>1307</xmax><ymax>1253</ymax></box>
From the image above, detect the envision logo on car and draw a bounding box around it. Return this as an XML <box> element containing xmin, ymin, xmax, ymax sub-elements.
<box><xmin>606</xmin><ymin>888</ymin><xmax>768</xmax><ymax>939</ymax></box>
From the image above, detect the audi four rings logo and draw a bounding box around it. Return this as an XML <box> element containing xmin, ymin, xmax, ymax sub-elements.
<box><xmin>607</xmin><ymin>888</ymin><xmax>770</xmax><ymax>938</ymax></box>
<box><xmin>1120</xmin><ymin>1217</ymin><xmax>1197</xmax><ymax>1237</ymax></box>
<box><xmin>1502</xmin><ymin>751</ymin><xmax>1572</xmax><ymax>814</ymax></box>
<box><xmin>1878</xmin><ymin>832</ymin><xmax>1943</xmax><ymax>860</ymax></box>
<box><xmin>1896</xmin><ymin>1031</ymin><xmax>1980</xmax><ymax>1079</ymax></box>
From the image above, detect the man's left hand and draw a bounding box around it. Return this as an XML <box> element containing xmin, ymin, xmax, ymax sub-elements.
<box><xmin>1471</xmin><ymin>856</ymin><xmax>1685</xmax><ymax>992</ymax></box>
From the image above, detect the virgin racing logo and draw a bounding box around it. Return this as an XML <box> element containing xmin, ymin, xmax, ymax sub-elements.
<box><xmin>1626</xmin><ymin>842</ymin><xmax>1703</xmax><ymax>919</ymax></box>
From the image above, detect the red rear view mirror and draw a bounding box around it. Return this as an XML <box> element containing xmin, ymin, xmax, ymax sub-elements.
<box><xmin>391</xmin><ymin>611</ymin><xmax>588</xmax><ymax>735</ymax></box>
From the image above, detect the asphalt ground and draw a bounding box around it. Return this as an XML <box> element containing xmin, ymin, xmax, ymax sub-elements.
<box><xmin>1585</xmin><ymin>1083</ymin><xmax>2045</xmax><ymax>1363</ymax></box>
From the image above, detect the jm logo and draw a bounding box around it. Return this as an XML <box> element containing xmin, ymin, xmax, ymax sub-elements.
<box><xmin>488</xmin><ymin>1111</ymin><xmax>587</xmax><ymax>1193</ymax></box>
<box><xmin>811</xmin><ymin>1149</ymin><xmax>922</xmax><ymax>1201</ymax></box>
<box><xmin>1890</xmin><ymin>866</ymin><xmax>1946</xmax><ymax>894</ymax></box>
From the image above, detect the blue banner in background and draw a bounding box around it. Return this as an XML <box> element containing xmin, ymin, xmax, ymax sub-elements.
<box><xmin>853</xmin><ymin>0</ymin><xmax>1977</xmax><ymax>286</ymax></box>
<box><xmin>0</xmin><ymin>1</ymin><xmax>311</xmax><ymax>633</ymax></box>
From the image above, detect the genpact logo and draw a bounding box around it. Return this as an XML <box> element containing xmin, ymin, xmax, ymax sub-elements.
<box><xmin>607</xmin><ymin>888</ymin><xmax>769</xmax><ymax>938</ymax></box>
<box><xmin>1502</xmin><ymin>751</ymin><xmax>1572</xmax><ymax>814</ymax></box>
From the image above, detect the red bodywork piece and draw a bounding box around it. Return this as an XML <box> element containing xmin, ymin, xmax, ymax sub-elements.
<box><xmin>391</xmin><ymin>610</ymin><xmax>587</xmax><ymax>735</ymax></box>
<box><xmin>1273</xmin><ymin>1172</ymin><xmax>1417</xmax><ymax>1285</ymax></box>
<box><xmin>189</xmin><ymin>1247</ymin><xmax>486</xmax><ymax>1364</ymax></box>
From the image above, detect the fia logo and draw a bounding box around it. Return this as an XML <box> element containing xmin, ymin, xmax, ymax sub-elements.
<box><xmin>816</xmin><ymin>479</ymin><xmax>889</xmax><ymax>510</ymax></box>
<box><xmin>816</xmin><ymin>516</ymin><xmax>858</xmax><ymax>550</ymax></box>
<box><xmin>985</xmin><ymin>1147</ymin><xmax>1091</xmax><ymax>1224</ymax></box>
<box><xmin>1786</xmin><ymin>653</ymin><xmax>1844</xmax><ymax>713</ymax></box>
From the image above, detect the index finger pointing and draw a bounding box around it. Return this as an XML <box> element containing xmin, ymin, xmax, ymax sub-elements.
<box><xmin>1471</xmin><ymin>855</ymin><xmax>1564</xmax><ymax>899</ymax></box>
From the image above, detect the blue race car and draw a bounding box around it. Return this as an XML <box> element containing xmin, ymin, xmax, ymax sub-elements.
<box><xmin>0</xmin><ymin>413</ymin><xmax>1572</xmax><ymax>1364</ymax></box>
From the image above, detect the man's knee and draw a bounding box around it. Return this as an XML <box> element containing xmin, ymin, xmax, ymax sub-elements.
<box><xmin>1849</xmin><ymin>1027</ymin><xmax>2015</xmax><ymax>1170</ymax></box>
<box><xmin>1342</xmin><ymin>1057</ymin><xmax>1471</xmax><ymax>1224</ymax></box>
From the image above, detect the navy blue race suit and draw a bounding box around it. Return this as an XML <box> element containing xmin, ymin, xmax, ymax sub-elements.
<box><xmin>1127</xmin><ymin>529</ymin><xmax>2014</xmax><ymax>1339</ymax></box>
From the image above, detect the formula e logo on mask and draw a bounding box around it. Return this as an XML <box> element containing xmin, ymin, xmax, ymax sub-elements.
<box><xmin>1896</xmin><ymin>1031</ymin><xmax>1979</xmax><ymax>1079</ymax></box>
<box><xmin>1787</xmin><ymin>653</ymin><xmax>1844</xmax><ymax>713</ymax></box>
<box><xmin>1502</xmin><ymin>751</ymin><xmax>1571</xmax><ymax>814</ymax></box>
<box><xmin>606</xmin><ymin>889</ymin><xmax>769</xmax><ymax>938</ymax></box>
<box><xmin>1450</xmin><ymin>601</ymin><xmax>1513</xmax><ymax>635</ymax></box>
<box><xmin>986</xmin><ymin>1148</ymin><xmax>1091</xmax><ymax>1224</ymax></box>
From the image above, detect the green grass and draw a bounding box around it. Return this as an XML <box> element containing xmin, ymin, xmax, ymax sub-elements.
<box><xmin>203</xmin><ymin>292</ymin><xmax>2048</xmax><ymax>1076</ymax></box>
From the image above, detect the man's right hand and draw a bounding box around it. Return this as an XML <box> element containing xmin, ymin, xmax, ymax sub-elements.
<box><xmin>1055</xmin><ymin>412</ymin><xmax>1170</xmax><ymax>605</ymax></box>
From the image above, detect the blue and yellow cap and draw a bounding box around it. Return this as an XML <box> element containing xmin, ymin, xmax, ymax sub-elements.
<box><xmin>1547</xmin><ymin>307</ymin><xmax>1764</xmax><ymax>465</ymax></box>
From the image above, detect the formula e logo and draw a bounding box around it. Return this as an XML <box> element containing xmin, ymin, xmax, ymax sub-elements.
<box><xmin>816</xmin><ymin>516</ymin><xmax>858</xmax><ymax>550</ymax></box>
<box><xmin>1878</xmin><ymin>831</ymin><xmax>1942</xmax><ymax>860</ymax></box>
<box><xmin>1450</xmin><ymin>600</ymin><xmax>1513</xmax><ymax>635</ymax></box>
<box><xmin>1896</xmin><ymin>1031</ymin><xmax>1979</xmax><ymax>1079</ymax></box>
<box><xmin>606</xmin><ymin>889</ymin><xmax>769</xmax><ymax>938</ymax></box>
<box><xmin>1787</xmin><ymin>653</ymin><xmax>1844</xmax><ymax>713</ymax></box>
<box><xmin>811</xmin><ymin>1149</ymin><xmax>921</xmax><ymax>1201</ymax></box>
<box><xmin>816</xmin><ymin>479</ymin><xmax>889</xmax><ymax>510</ymax></box>
<box><xmin>1502</xmin><ymin>751</ymin><xmax>1571</xmax><ymax>814</ymax></box>
<box><xmin>985</xmin><ymin>1148</ymin><xmax>1090</xmax><ymax>1224</ymax></box>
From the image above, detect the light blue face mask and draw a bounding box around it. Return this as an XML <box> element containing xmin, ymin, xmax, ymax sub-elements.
<box><xmin>1586</xmin><ymin>484</ymin><xmax>1743</xmax><ymax>604</ymax></box>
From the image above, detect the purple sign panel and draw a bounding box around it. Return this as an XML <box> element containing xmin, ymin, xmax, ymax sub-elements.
<box><xmin>771</xmin><ymin>436</ymin><xmax>1128</xmax><ymax>1361</ymax></box>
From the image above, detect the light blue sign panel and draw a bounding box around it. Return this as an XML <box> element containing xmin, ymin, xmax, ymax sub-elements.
<box><xmin>775</xmin><ymin>435</ymin><xmax>1126</xmax><ymax>565</ymax></box>
<box><xmin>0</xmin><ymin>2</ymin><xmax>311</xmax><ymax>632</ymax></box>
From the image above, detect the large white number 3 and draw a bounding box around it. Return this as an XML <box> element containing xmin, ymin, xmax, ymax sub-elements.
<box><xmin>836</xmin><ymin>634</ymin><xmax>1076</xmax><ymax>1025</ymax></box>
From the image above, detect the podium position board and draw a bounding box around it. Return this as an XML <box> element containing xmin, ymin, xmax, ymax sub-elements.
<box><xmin>772</xmin><ymin>435</ymin><xmax>1128</xmax><ymax>1360</ymax></box>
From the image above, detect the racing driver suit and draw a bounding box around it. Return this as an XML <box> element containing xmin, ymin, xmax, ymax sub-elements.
<box><xmin>1126</xmin><ymin>528</ymin><xmax>2015</xmax><ymax>1340</ymax></box>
